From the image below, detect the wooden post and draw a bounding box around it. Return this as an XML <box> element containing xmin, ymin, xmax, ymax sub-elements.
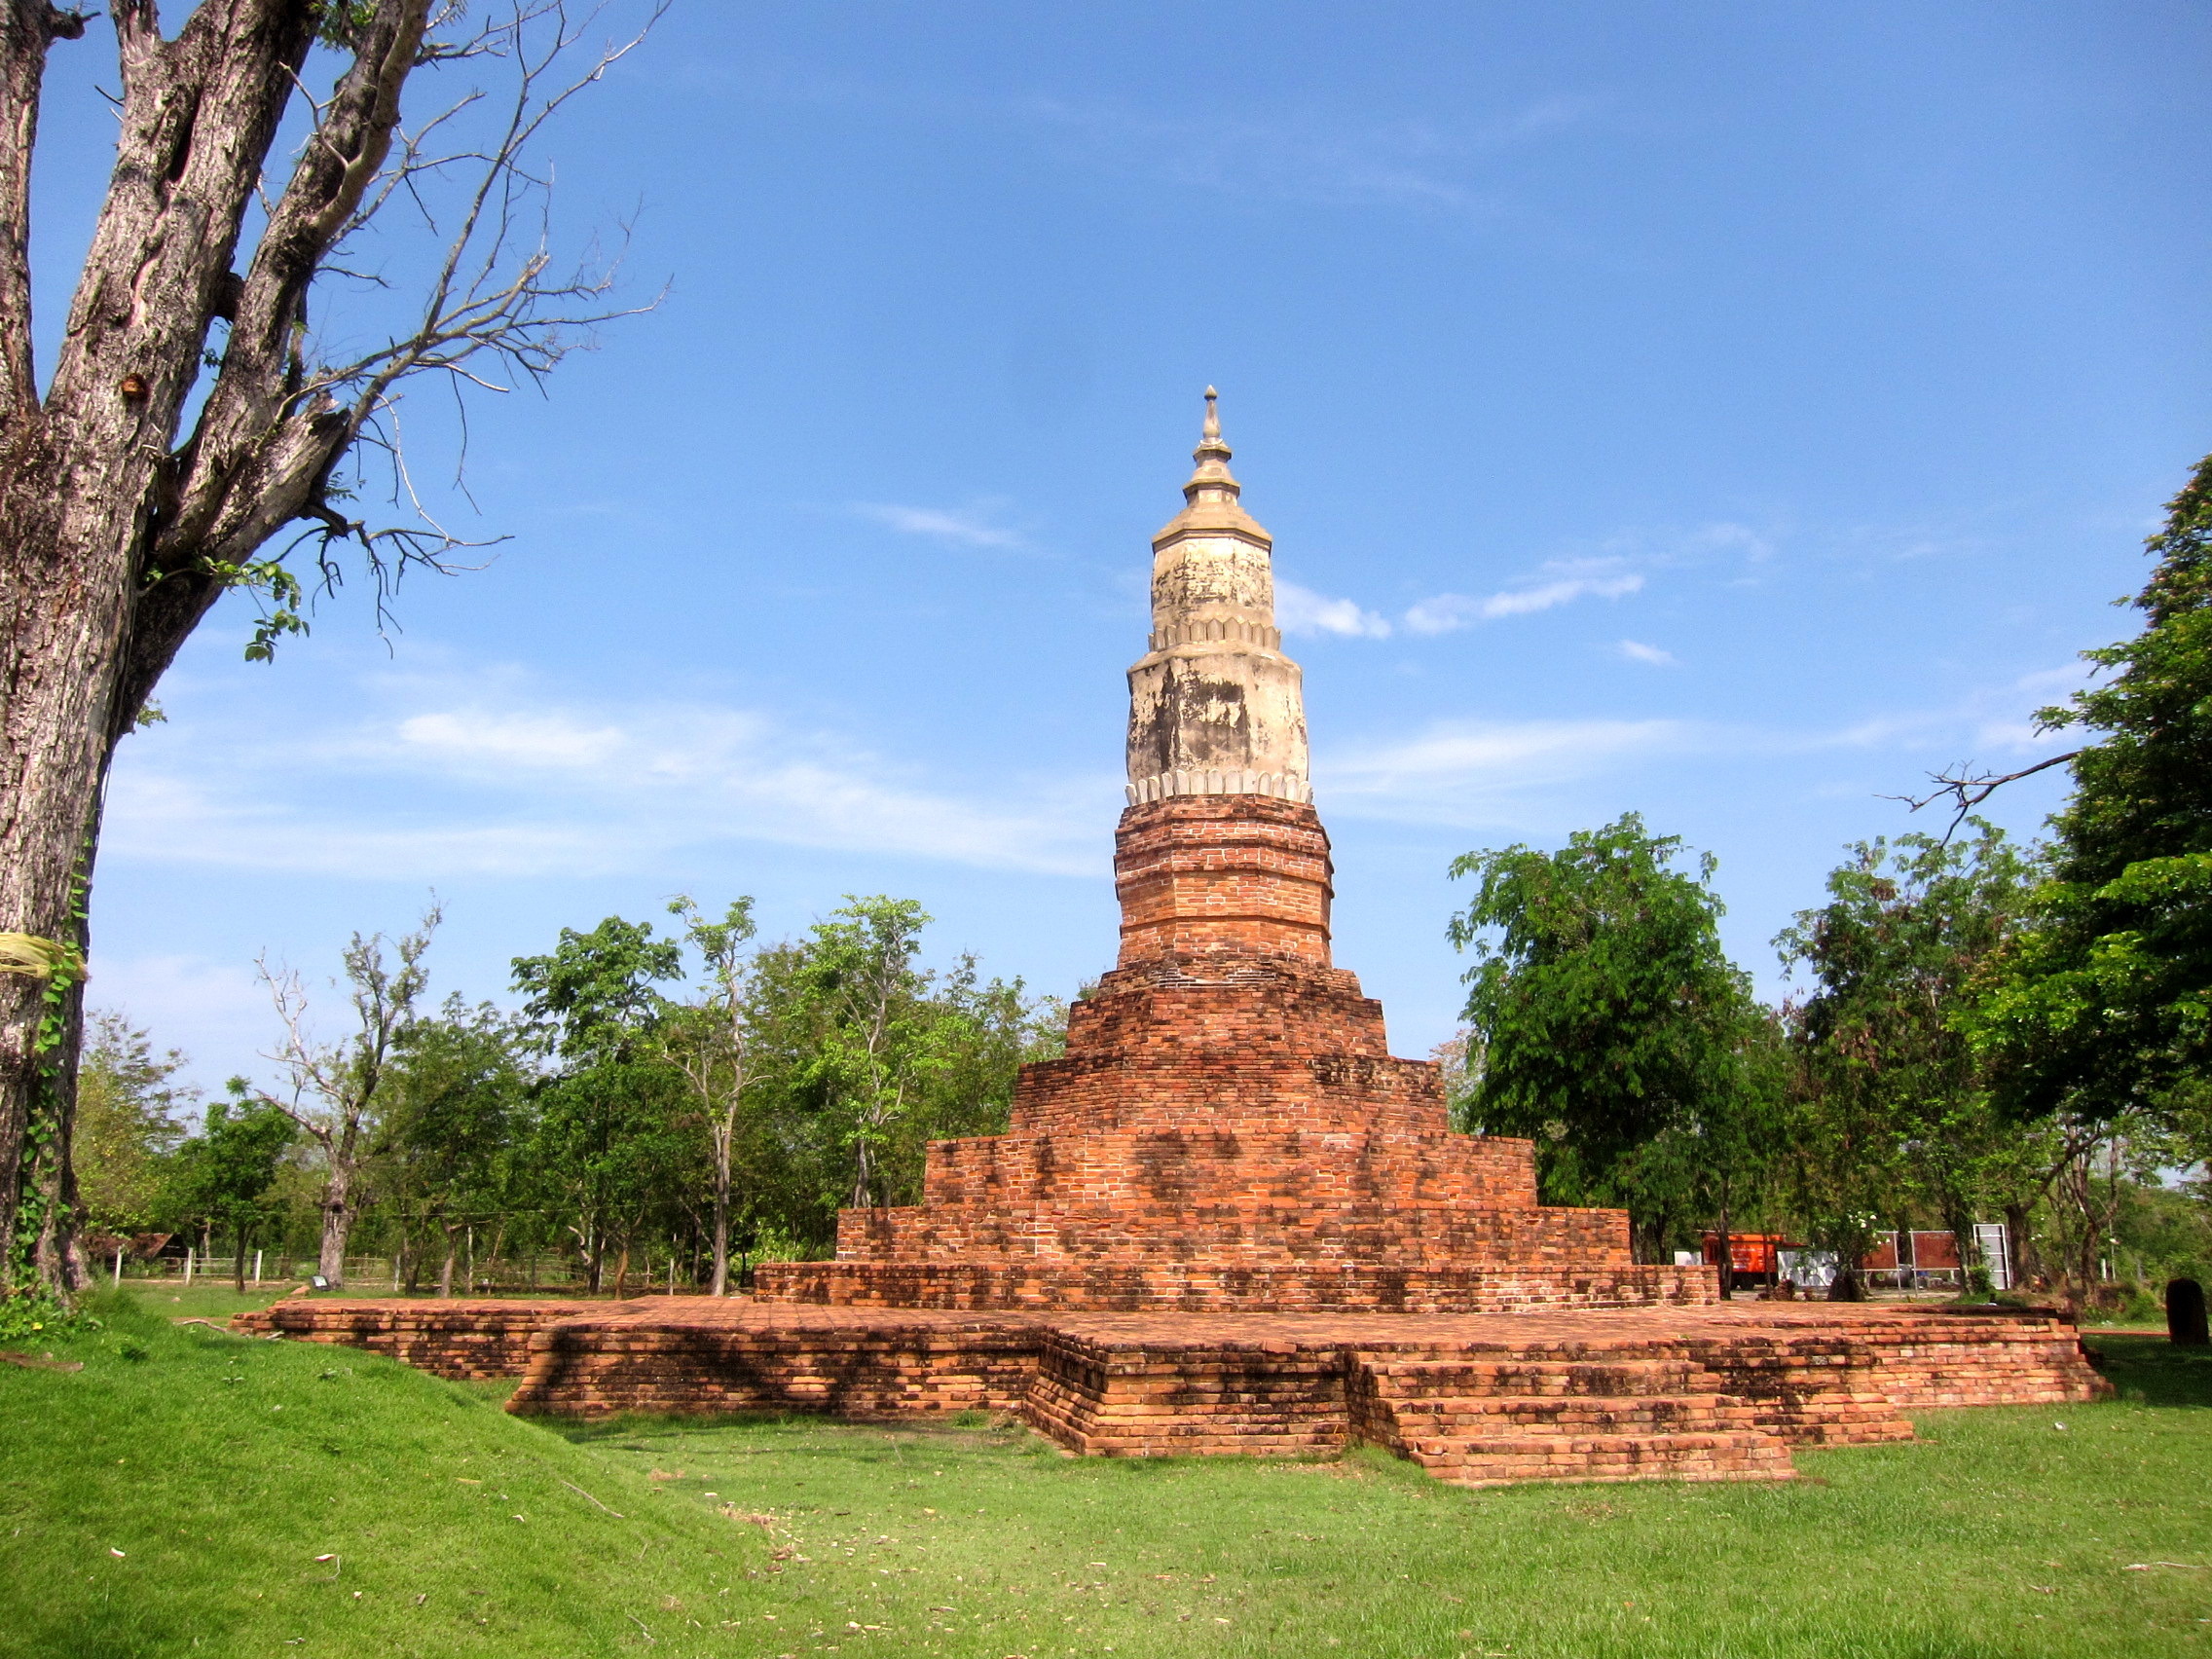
<box><xmin>112</xmin><ymin>1247</ymin><xmax>123</xmax><ymax>1288</ymax></box>
<box><xmin>252</xmin><ymin>1249</ymin><xmax>264</xmax><ymax>1285</ymax></box>
<box><xmin>183</xmin><ymin>1247</ymin><xmax>194</xmax><ymax>1286</ymax></box>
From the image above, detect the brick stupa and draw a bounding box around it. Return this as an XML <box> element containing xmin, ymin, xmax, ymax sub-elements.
<box><xmin>246</xmin><ymin>391</ymin><xmax>2106</xmax><ymax>1483</ymax></box>
<box><xmin>755</xmin><ymin>390</ymin><xmax>1704</xmax><ymax>1314</ymax></box>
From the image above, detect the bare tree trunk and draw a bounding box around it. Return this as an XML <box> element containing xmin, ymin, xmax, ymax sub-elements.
<box><xmin>2004</xmin><ymin>1200</ymin><xmax>2034</xmax><ymax>1291</ymax></box>
<box><xmin>1939</xmin><ymin>1197</ymin><xmax>1981</xmax><ymax>1296</ymax></box>
<box><xmin>850</xmin><ymin>1134</ymin><xmax>874</xmax><ymax>1210</ymax></box>
<box><xmin>0</xmin><ymin>1</ymin><xmax>647</xmax><ymax>1302</ymax></box>
<box><xmin>28</xmin><ymin>973</ymin><xmax>91</xmax><ymax>1293</ymax></box>
<box><xmin>710</xmin><ymin>1117</ymin><xmax>733</xmax><ymax>1296</ymax></box>
<box><xmin>1713</xmin><ymin>1188</ymin><xmax>1733</xmax><ymax>1301</ymax></box>
<box><xmin>571</xmin><ymin>1221</ymin><xmax>601</xmax><ymax>1295</ymax></box>
<box><xmin>317</xmin><ymin>1161</ymin><xmax>357</xmax><ymax>1287</ymax></box>
<box><xmin>438</xmin><ymin>1223</ymin><xmax>459</xmax><ymax>1298</ymax></box>
<box><xmin>0</xmin><ymin>1</ymin><xmax>405</xmax><ymax>1297</ymax></box>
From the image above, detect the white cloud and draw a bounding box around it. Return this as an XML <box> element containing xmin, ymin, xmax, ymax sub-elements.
<box><xmin>716</xmin><ymin>68</ymin><xmax>1597</xmax><ymax>214</ymax></box>
<box><xmin>103</xmin><ymin>674</ymin><xmax>1106</xmax><ymax>883</ymax></box>
<box><xmin>1970</xmin><ymin>720</ymin><xmax>2072</xmax><ymax>754</ymax></box>
<box><xmin>1321</xmin><ymin>717</ymin><xmax>1692</xmax><ymax>828</ymax></box>
<box><xmin>395</xmin><ymin>710</ymin><xmax>633</xmax><ymax>770</ymax></box>
<box><xmin>1617</xmin><ymin>640</ymin><xmax>1677</xmax><ymax>667</ymax></box>
<box><xmin>1807</xmin><ymin>662</ymin><xmax>2089</xmax><ymax>761</ymax></box>
<box><xmin>1671</xmin><ymin>521</ymin><xmax>1776</xmax><ymax>563</ymax></box>
<box><xmin>1275</xmin><ymin>580</ymin><xmax>1392</xmax><ymax>639</ymax></box>
<box><xmin>1020</xmin><ymin>99</ymin><xmax>1537</xmax><ymax>213</ymax></box>
<box><xmin>1403</xmin><ymin>565</ymin><xmax>1644</xmax><ymax>635</ymax></box>
<box><xmin>850</xmin><ymin>501</ymin><xmax>1025</xmax><ymax>549</ymax></box>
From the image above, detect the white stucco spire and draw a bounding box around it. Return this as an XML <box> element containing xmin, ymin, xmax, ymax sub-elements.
<box><xmin>1124</xmin><ymin>389</ymin><xmax>1313</xmax><ymax>806</ymax></box>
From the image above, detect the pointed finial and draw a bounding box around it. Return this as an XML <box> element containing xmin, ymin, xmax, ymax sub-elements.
<box><xmin>1181</xmin><ymin>384</ymin><xmax>1240</xmax><ymax>504</ymax></box>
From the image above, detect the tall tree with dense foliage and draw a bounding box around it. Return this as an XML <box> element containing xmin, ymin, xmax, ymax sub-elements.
<box><xmin>384</xmin><ymin>996</ymin><xmax>531</xmax><ymax>1296</ymax></box>
<box><xmin>1448</xmin><ymin>814</ymin><xmax>1779</xmax><ymax>1263</ymax></box>
<box><xmin>0</xmin><ymin>1</ymin><xmax>652</xmax><ymax>1299</ymax></box>
<box><xmin>169</xmin><ymin>1089</ymin><xmax>296</xmax><ymax>1291</ymax></box>
<box><xmin>787</xmin><ymin>898</ymin><xmax>962</xmax><ymax>1209</ymax></box>
<box><xmin>1778</xmin><ymin>824</ymin><xmax>2041</xmax><ymax>1294</ymax></box>
<box><xmin>1972</xmin><ymin>453</ymin><xmax>2212</xmax><ymax>1134</ymax></box>
<box><xmin>513</xmin><ymin>914</ymin><xmax>688</xmax><ymax>1292</ymax></box>
<box><xmin>71</xmin><ymin>1014</ymin><xmax>195</xmax><ymax>1238</ymax></box>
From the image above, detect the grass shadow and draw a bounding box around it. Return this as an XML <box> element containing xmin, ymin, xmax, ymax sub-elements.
<box><xmin>2083</xmin><ymin>1332</ymin><xmax>2212</xmax><ymax>1407</ymax></box>
<box><xmin>546</xmin><ymin>1406</ymin><xmax>1043</xmax><ymax>1451</ymax></box>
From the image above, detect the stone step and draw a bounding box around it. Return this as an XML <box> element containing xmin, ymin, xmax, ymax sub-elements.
<box><xmin>1359</xmin><ymin>1356</ymin><xmax>1717</xmax><ymax>1398</ymax></box>
<box><xmin>1399</xmin><ymin>1428</ymin><xmax>1797</xmax><ymax>1488</ymax></box>
<box><xmin>1377</xmin><ymin>1392</ymin><xmax>1756</xmax><ymax>1434</ymax></box>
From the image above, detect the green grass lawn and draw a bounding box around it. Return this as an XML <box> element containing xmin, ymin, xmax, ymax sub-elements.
<box><xmin>111</xmin><ymin>1282</ymin><xmax>309</xmax><ymax>1322</ymax></box>
<box><xmin>3</xmin><ymin>1294</ymin><xmax>2207</xmax><ymax>1659</ymax></box>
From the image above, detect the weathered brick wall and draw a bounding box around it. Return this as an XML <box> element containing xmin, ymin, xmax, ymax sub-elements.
<box><xmin>1113</xmin><ymin>796</ymin><xmax>1334</xmax><ymax>965</ymax></box>
<box><xmin>831</xmin><ymin>1199</ymin><xmax>1630</xmax><ymax>1268</ymax></box>
<box><xmin>1011</xmin><ymin>1050</ymin><xmax>1440</xmax><ymax>1139</ymax></box>
<box><xmin>922</xmin><ymin>1129</ymin><xmax>1538</xmax><ymax>1211</ymax></box>
<box><xmin>1025</xmin><ymin>1325</ymin><xmax>1351</xmax><ymax>1456</ymax></box>
<box><xmin>755</xmin><ymin>1261</ymin><xmax>1702</xmax><ymax>1313</ymax></box>
<box><xmin>233</xmin><ymin>1299</ymin><xmax>634</xmax><ymax>1380</ymax></box>
<box><xmin>505</xmin><ymin>1307</ymin><xmax>1047</xmax><ymax>1419</ymax></box>
<box><xmin>254</xmin><ymin>1296</ymin><xmax>2109</xmax><ymax>1493</ymax></box>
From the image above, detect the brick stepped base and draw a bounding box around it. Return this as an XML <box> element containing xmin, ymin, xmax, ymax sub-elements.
<box><xmin>757</xmin><ymin>1259</ymin><xmax>1711</xmax><ymax>1313</ymax></box>
<box><xmin>236</xmin><ymin>1300</ymin><xmax>2110</xmax><ymax>1490</ymax></box>
<box><xmin>1023</xmin><ymin>1324</ymin><xmax>1356</xmax><ymax>1456</ymax></box>
<box><xmin>1346</xmin><ymin>1350</ymin><xmax>1863</xmax><ymax>1488</ymax></box>
<box><xmin>769</xmin><ymin>802</ymin><xmax>1706</xmax><ymax>1319</ymax></box>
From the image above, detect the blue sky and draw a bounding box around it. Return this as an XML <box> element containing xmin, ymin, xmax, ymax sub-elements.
<box><xmin>33</xmin><ymin>3</ymin><xmax>2212</xmax><ymax>1093</ymax></box>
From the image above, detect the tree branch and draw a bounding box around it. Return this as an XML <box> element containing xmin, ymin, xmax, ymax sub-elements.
<box><xmin>122</xmin><ymin>1</ymin><xmax>662</xmax><ymax>727</ymax></box>
<box><xmin>0</xmin><ymin>3</ymin><xmax>89</xmax><ymax>418</ymax></box>
<box><xmin>1882</xmin><ymin>751</ymin><xmax>2082</xmax><ymax>841</ymax></box>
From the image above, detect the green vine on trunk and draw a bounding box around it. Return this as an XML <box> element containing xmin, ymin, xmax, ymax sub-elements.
<box><xmin>0</xmin><ymin>868</ymin><xmax>92</xmax><ymax>1338</ymax></box>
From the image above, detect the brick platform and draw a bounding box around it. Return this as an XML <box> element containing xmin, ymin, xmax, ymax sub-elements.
<box><xmin>236</xmin><ymin>1297</ymin><xmax>2109</xmax><ymax>1489</ymax></box>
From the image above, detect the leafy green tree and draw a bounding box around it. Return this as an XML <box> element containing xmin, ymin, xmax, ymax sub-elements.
<box><xmin>1778</xmin><ymin>823</ymin><xmax>2039</xmax><ymax>1292</ymax></box>
<box><xmin>513</xmin><ymin>915</ymin><xmax>689</xmax><ymax>1292</ymax></box>
<box><xmin>385</xmin><ymin>997</ymin><xmax>533</xmax><ymax>1297</ymax></box>
<box><xmin>72</xmin><ymin>1014</ymin><xmax>195</xmax><ymax>1239</ymax></box>
<box><xmin>787</xmin><ymin>898</ymin><xmax>963</xmax><ymax>1209</ymax></box>
<box><xmin>662</xmin><ymin>897</ymin><xmax>760</xmax><ymax>1296</ymax></box>
<box><xmin>1974</xmin><ymin>454</ymin><xmax>2212</xmax><ymax>1130</ymax></box>
<box><xmin>1448</xmin><ymin>814</ymin><xmax>1779</xmax><ymax>1265</ymax></box>
<box><xmin>514</xmin><ymin>916</ymin><xmax>683</xmax><ymax>1066</ymax></box>
<box><xmin>906</xmin><ymin>954</ymin><xmax>1062</xmax><ymax>1151</ymax></box>
<box><xmin>169</xmin><ymin>1091</ymin><xmax>296</xmax><ymax>1293</ymax></box>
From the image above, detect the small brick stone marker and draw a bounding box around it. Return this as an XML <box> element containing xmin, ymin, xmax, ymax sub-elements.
<box><xmin>2168</xmin><ymin>1277</ymin><xmax>2208</xmax><ymax>1346</ymax></box>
